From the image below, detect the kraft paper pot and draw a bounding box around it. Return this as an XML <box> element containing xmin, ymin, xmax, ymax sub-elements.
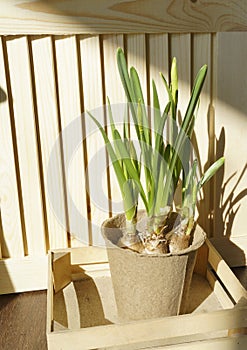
<box><xmin>102</xmin><ymin>213</ymin><xmax>206</xmax><ymax>321</ymax></box>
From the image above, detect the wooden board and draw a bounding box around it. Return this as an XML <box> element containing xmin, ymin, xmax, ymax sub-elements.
<box><xmin>192</xmin><ymin>34</ymin><xmax>213</xmax><ymax>235</ymax></box>
<box><xmin>79</xmin><ymin>34</ymin><xmax>110</xmax><ymax>246</ymax></box>
<box><xmin>102</xmin><ymin>34</ymin><xmax>125</xmax><ymax>216</ymax></box>
<box><xmin>30</xmin><ymin>35</ymin><xmax>68</xmax><ymax>250</ymax></box>
<box><xmin>1</xmin><ymin>1</ymin><xmax>247</xmax><ymax>34</ymax></box>
<box><xmin>54</xmin><ymin>35</ymin><xmax>89</xmax><ymax>247</ymax></box>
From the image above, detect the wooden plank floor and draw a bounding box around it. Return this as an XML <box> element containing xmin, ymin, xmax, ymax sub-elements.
<box><xmin>0</xmin><ymin>290</ymin><xmax>47</xmax><ymax>350</ymax></box>
<box><xmin>0</xmin><ymin>268</ymin><xmax>246</xmax><ymax>350</ymax></box>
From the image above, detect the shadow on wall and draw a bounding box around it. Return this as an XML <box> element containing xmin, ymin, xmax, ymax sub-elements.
<box><xmin>195</xmin><ymin>104</ymin><xmax>247</xmax><ymax>266</ymax></box>
<box><xmin>0</xmin><ymin>87</ymin><xmax>7</xmax><ymax>103</ymax></box>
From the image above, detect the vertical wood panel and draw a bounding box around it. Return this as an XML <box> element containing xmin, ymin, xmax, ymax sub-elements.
<box><xmin>126</xmin><ymin>34</ymin><xmax>147</xmax><ymax>210</ymax></box>
<box><xmin>214</xmin><ymin>32</ymin><xmax>247</xmax><ymax>239</ymax></box>
<box><xmin>54</xmin><ymin>36</ymin><xmax>88</xmax><ymax>246</ymax></box>
<box><xmin>31</xmin><ymin>36</ymin><xmax>68</xmax><ymax>249</ymax></box>
<box><xmin>0</xmin><ymin>38</ymin><xmax>24</xmax><ymax>257</ymax></box>
<box><xmin>148</xmin><ymin>34</ymin><xmax>169</xmax><ymax>114</ymax></box>
<box><xmin>126</xmin><ymin>34</ymin><xmax>147</xmax><ymax>102</ymax></box>
<box><xmin>79</xmin><ymin>35</ymin><xmax>109</xmax><ymax>246</ymax></box>
<box><xmin>102</xmin><ymin>34</ymin><xmax>124</xmax><ymax>216</ymax></box>
<box><xmin>6</xmin><ymin>36</ymin><xmax>46</xmax><ymax>256</ymax></box>
<box><xmin>192</xmin><ymin>34</ymin><xmax>212</xmax><ymax>235</ymax></box>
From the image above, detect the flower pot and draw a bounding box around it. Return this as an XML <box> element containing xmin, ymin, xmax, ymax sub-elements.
<box><xmin>102</xmin><ymin>212</ymin><xmax>206</xmax><ymax>321</ymax></box>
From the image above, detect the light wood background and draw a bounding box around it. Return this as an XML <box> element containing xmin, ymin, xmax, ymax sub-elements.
<box><xmin>0</xmin><ymin>0</ymin><xmax>246</xmax><ymax>293</ymax></box>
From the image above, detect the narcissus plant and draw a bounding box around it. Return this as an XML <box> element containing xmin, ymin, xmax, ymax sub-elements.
<box><xmin>88</xmin><ymin>48</ymin><xmax>224</xmax><ymax>254</ymax></box>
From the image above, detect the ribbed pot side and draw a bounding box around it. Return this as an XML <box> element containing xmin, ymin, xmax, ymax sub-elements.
<box><xmin>102</xmin><ymin>213</ymin><xmax>206</xmax><ymax>321</ymax></box>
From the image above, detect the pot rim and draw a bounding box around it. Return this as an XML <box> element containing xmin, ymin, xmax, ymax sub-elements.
<box><xmin>101</xmin><ymin>212</ymin><xmax>206</xmax><ymax>258</ymax></box>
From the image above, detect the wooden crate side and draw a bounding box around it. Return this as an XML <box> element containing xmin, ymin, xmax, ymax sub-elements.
<box><xmin>211</xmin><ymin>236</ymin><xmax>247</xmax><ymax>267</ymax></box>
<box><xmin>1</xmin><ymin>1</ymin><xmax>247</xmax><ymax>34</ymax></box>
<box><xmin>154</xmin><ymin>336</ymin><xmax>247</xmax><ymax>350</ymax></box>
<box><xmin>206</xmin><ymin>268</ymin><xmax>235</xmax><ymax>309</ymax></box>
<box><xmin>53</xmin><ymin>252</ymin><xmax>71</xmax><ymax>293</ymax></box>
<box><xmin>47</xmin><ymin>307</ymin><xmax>247</xmax><ymax>350</ymax></box>
<box><xmin>207</xmin><ymin>239</ymin><xmax>247</xmax><ymax>302</ymax></box>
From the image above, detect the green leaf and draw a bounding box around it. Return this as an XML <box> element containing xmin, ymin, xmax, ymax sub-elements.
<box><xmin>130</xmin><ymin>67</ymin><xmax>150</xmax><ymax>145</ymax></box>
<box><xmin>87</xmin><ymin>110</ymin><xmax>137</xmax><ymax>221</ymax></box>
<box><xmin>113</xmin><ymin>129</ymin><xmax>149</xmax><ymax>211</ymax></box>
<box><xmin>162</xmin><ymin>64</ymin><xmax>208</xmax><ymax>207</ymax></box>
<box><xmin>171</xmin><ymin>57</ymin><xmax>178</xmax><ymax>108</ymax></box>
<box><xmin>152</xmin><ymin>80</ymin><xmax>161</xmax><ymax>135</ymax></box>
<box><xmin>107</xmin><ymin>97</ymin><xmax>115</xmax><ymax>137</ymax></box>
<box><xmin>199</xmin><ymin>157</ymin><xmax>225</xmax><ymax>188</ymax></box>
<box><xmin>116</xmin><ymin>48</ymin><xmax>135</xmax><ymax>105</ymax></box>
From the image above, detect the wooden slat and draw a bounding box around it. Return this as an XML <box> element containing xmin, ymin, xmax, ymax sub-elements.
<box><xmin>102</xmin><ymin>34</ymin><xmax>124</xmax><ymax>216</ymax></box>
<box><xmin>48</xmin><ymin>307</ymin><xmax>247</xmax><ymax>350</ymax></box>
<box><xmin>6</xmin><ymin>36</ymin><xmax>46</xmax><ymax>255</ymax></box>
<box><xmin>53</xmin><ymin>246</ymin><xmax>108</xmax><ymax>265</ymax></box>
<box><xmin>79</xmin><ymin>35</ymin><xmax>109</xmax><ymax>246</ymax></box>
<box><xmin>0</xmin><ymin>37</ymin><xmax>24</xmax><ymax>258</ymax></box>
<box><xmin>31</xmin><ymin>36</ymin><xmax>68</xmax><ymax>250</ymax></box>
<box><xmin>148</xmin><ymin>34</ymin><xmax>169</xmax><ymax>115</ymax></box>
<box><xmin>126</xmin><ymin>34</ymin><xmax>147</xmax><ymax>211</ymax></box>
<box><xmin>211</xmin><ymin>236</ymin><xmax>247</xmax><ymax>267</ymax></box>
<box><xmin>154</xmin><ymin>336</ymin><xmax>247</xmax><ymax>350</ymax></box>
<box><xmin>214</xmin><ymin>32</ymin><xmax>247</xmax><ymax>240</ymax></box>
<box><xmin>207</xmin><ymin>239</ymin><xmax>247</xmax><ymax>302</ymax></box>
<box><xmin>54</xmin><ymin>35</ymin><xmax>89</xmax><ymax>247</ymax></box>
<box><xmin>1</xmin><ymin>1</ymin><xmax>247</xmax><ymax>34</ymax></box>
<box><xmin>206</xmin><ymin>268</ymin><xmax>234</xmax><ymax>309</ymax></box>
<box><xmin>126</xmin><ymin>34</ymin><xmax>147</xmax><ymax>102</ymax></box>
<box><xmin>192</xmin><ymin>34</ymin><xmax>213</xmax><ymax>235</ymax></box>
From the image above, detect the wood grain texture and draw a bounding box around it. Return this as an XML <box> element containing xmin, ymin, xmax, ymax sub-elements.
<box><xmin>1</xmin><ymin>0</ymin><xmax>247</xmax><ymax>34</ymax></box>
<box><xmin>0</xmin><ymin>38</ymin><xmax>24</xmax><ymax>258</ymax></box>
<box><xmin>79</xmin><ymin>35</ymin><xmax>110</xmax><ymax>246</ymax></box>
<box><xmin>126</xmin><ymin>34</ymin><xmax>147</xmax><ymax>211</ymax></box>
<box><xmin>6</xmin><ymin>36</ymin><xmax>46</xmax><ymax>256</ymax></box>
<box><xmin>192</xmin><ymin>34</ymin><xmax>212</xmax><ymax>235</ymax></box>
<box><xmin>0</xmin><ymin>291</ymin><xmax>47</xmax><ymax>350</ymax></box>
<box><xmin>31</xmin><ymin>36</ymin><xmax>68</xmax><ymax>250</ymax></box>
<box><xmin>148</xmin><ymin>34</ymin><xmax>169</xmax><ymax>114</ymax></box>
<box><xmin>54</xmin><ymin>35</ymin><xmax>89</xmax><ymax>247</ymax></box>
<box><xmin>102</xmin><ymin>34</ymin><xmax>124</xmax><ymax>216</ymax></box>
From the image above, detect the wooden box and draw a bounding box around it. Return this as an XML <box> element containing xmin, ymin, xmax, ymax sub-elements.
<box><xmin>47</xmin><ymin>239</ymin><xmax>247</xmax><ymax>349</ymax></box>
